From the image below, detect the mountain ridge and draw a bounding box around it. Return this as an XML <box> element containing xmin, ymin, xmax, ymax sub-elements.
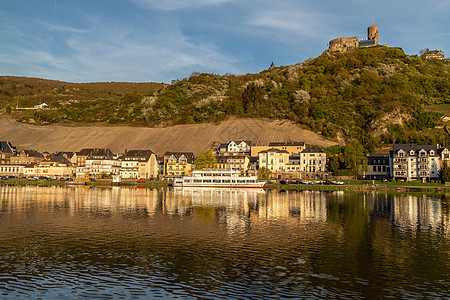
<box><xmin>1</xmin><ymin>46</ymin><xmax>449</xmax><ymax>151</ymax></box>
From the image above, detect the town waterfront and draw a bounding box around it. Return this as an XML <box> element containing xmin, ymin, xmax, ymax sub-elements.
<box><xmin>0</xmin><ymin>186</ymin><xmax>448</xmax><ymax>299</ymax></box>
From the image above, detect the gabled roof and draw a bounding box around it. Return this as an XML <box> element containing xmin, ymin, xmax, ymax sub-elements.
<box><xmin>393</xmin><ymin>144</ymin><xmax>438</xmax><ymax>154</ymax></box>
<box><xmin>55</xmin><ymin>151</ymin><xmax>76</xmax><ymax>159</ymax></box>
<box><xmin>0</xmin><ymin>141</ymin><xmax>16</xmax><ymax>154</ymax></box>
<box><xmin>122</xmin><ymin>150</ymin><xmax>155</xmax><ymax>161</ymax></box>
<box><xmin>47</xmin><ymin>154</ymin><xmax>71</xmax><ymax>164</ymax></box>
<box><xmin>164</xmin><ymin>152</ymin><xmax>195</xmax><ymax>163</ymax></box>
<box><xmin>78</xmin><ymin>148</ymin><xmax>114</xmax><ymax>159</ymax></box>
<box><xmin>17</xmin><ymin>149</ymin><xmax>44</xmax><ymax>158</ymax></box>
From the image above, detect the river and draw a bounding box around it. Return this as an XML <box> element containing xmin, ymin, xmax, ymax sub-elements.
<box><xmin>0</xmin><ymin>186</ymin><xmax>448</xmax><ymax>299</ymax></box>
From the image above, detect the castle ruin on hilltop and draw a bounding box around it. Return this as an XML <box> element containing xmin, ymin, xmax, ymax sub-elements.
<box><xmin>328</xmin><ymin>24</ymin><xmax>380</xmax><ymax>52</ymax></box>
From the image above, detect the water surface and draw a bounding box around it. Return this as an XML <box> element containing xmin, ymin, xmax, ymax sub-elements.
<box><xmin>0</xmin><ymin>186</ymin><xmax>448</xmax><ymax>299</ymax></box>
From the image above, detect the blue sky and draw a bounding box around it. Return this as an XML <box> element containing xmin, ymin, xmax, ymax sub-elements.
<box><xmin>1</xmin><ymin>0</ymin><xmax>448</xmax><ymax>83</ymax></box>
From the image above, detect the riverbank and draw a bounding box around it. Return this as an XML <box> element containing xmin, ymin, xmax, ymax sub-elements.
<box><xmin>0</xmin><ymin>179</ymin><xmax>171</xmax><ymax>188</ymax></box>
<box><xmin>266</xmin><ymin>180</ymin><xmax>450</xmax><ymax>193</ymax></box>
<box><xmin>1</xmin><ymin>179</ymin><xmax>450</xmax><ymax>193</ymax></box>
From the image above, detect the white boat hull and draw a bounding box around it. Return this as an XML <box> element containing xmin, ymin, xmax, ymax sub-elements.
<box><xmin>173</xmin><ymin>170</ymin><xmax>266</xmax><ymax>189</ymax></box>
<box><xmin>173</xmin><ymin>182</ymin><xmax>266</xmax><ymax>188</ymax></box>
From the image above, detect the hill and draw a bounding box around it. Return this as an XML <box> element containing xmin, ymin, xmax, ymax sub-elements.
<box><xmin>1</xmin><ymin>47</ymin><xmax>449</xmax><ymax>151</ymax></box>
<box><xmin>0</xmin><ymin>116</ymin><xmax>335</xmax><ymax>155</ymax></box>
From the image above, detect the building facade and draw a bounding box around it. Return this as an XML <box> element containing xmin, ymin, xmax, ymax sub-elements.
<box><xmin>258</xmin><ymin>148</ymin><xmax>290</xmax><ymax>173</ymax></box>
<box><xmin>367</xmin><ymin>154</ymin><xmax>390</xmax><ymax>180</ymax></box>
<box><xmin>24</xmin><ymin>161</ymin><xmax>75</xmax><ymax>179</ymax></box>
<box><xmin>120</xmin><ymin>150</ymin><xmax>158</xmax><ymax>179</ymax></box>
<box><xmin>391</xmin><ymin>144</ymin><xmax>440</xmax><ymax>181</ymax></box>
<box><xmin>10</xmin><ymin>150</ymin><xmax>44</xmax><ymax>165</ymax></box>
<box><xmin>216</xmin><ymin>153</ymin><xmax>250</xmax><ymax>173</ymax></box>
<box><xmin>163</xmin><ymin>152</ymin><xmax>195</xmax><ymax>177</ymax></box>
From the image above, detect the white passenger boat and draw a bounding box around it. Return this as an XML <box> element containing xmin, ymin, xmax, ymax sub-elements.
<box><xmin>173</xmin><ymin>169</ymin><xmax>266</xmax><ymax>188</ymax></box>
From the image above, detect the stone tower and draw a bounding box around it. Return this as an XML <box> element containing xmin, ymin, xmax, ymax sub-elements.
<box><xmin>368</xmin><ymin>24</ymin><xmax>379</xmax><ymax>45</ymax></box>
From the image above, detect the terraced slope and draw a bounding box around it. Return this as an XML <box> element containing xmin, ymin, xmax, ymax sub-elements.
<box><xmin>0</xmin><ymin>116</ymin><xmax>336</xmax><ymax>155</ymax></box>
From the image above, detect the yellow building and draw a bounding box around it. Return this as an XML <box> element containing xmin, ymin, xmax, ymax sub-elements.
<box><xmin>163</xmin><ymin>152</ymin><xmax>195</xmax><ymax>177</ymax></box>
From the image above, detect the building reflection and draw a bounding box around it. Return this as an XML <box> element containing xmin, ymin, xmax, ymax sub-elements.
<box><xmin>392</xmin><ymin>194</ymin><xmax>444</xmax><ymax>234</ymax></box>
<box><xmin>0</xmin><ymin>186</ymin><xmax>448</xmax><ymax>237</ymax></box>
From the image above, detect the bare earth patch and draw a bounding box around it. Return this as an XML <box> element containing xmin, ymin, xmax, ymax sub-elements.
<box><xmin>0</xmin><ymin>116</ymin><xmax>337</xmax><ymax>155</ymax></box>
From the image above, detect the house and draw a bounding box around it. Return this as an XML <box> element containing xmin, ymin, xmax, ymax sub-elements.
<box><xmin>258</xmin><ymin>148</ymin><xmax>290</xmax><ymax>173</ymax></box>
<box><xmin>215</xmin><ymin>153</ymin><xmax>250</xmax><ymax>173</ymax></box>
<box><xmin>0</xmin><ymin>141</ymin><xmax>16</xmax><ymax>164</ymax></box>
<box><xmin>439</xmin><ymin>147</ymin><xmax>450</xmax><ymax>167</ymax></box>
<box><xmin>119</xmin><ymin>150</ymin><xmax>158</xmax><ymax>179</ymax></box>
<box><xmin>24</xmin><ymin>160</ymin><xmax>75</xmax><ymax>179</ymax></box>
<box><xmin>367</xmin><ymin>154</ymin><xmax>390</xmax><ymax>180</ymax></box>
<box><xmin>76</xmin><ymin>148</ymin><xmax>119</xmax><ymax>178</ymax></box>
<box><xmin>391</xmin><ymin>144</ymin><xmax>440</xmax><ymax>181</ymax></box>
<box><xmin>216</xmin><ymin>140</ymin><xmax>251</xmax><ymax>154</ymax></box>
<box><xmin>10</xmin><ymin>149</ymin><xmax>45</xmax><ymax>165</ymax></box>
<box><xmin>76</xmin><ymin>148</ymin><xmax>115</xmax><ymax>167</ymax></box>
<box><xmin>55</xmin><ymin>152</ymin><xmax>77</xmax><ymax>165</ymax></box>
<box><xmin>163</xmin><ymin>152</ymin><xmax>195</xmax><ymax>177</ymax></box>
<box><xmin>300</xmin><ymin>146</ymin><xmax>327</xmax><ymax>173</ymax></box>
<box><xmin>0</xmin><ymin>164</ymin><xmax>25</xmax><ymax>177</ymax></box>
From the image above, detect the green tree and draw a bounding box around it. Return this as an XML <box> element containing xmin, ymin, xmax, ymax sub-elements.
<box><xmin>439</xmin><ymin>161</ymin><xmax>450</xmax><ymax>182</ymax></box>
<box><xmin>344</xmin><ymin>141</ymin><xmax>368</xmax><ymax>179</ymax></box>
<box><xmin>257</xmin><ymin>167</ymin><xmax>271</xmax><ymax>180</ymax></box>
<box><xmin>195</xmin><ymin>150</ymin><xmax>217</xmax><ymax>170</ymax></box>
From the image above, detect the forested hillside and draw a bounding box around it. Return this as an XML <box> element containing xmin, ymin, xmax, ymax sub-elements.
<box><xmin>1</xmin><ymin>46</ymin><xmax>449</xmax><ymax>150</ymax></box>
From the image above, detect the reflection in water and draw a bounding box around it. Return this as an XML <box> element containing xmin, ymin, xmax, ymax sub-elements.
<box><xmin>0</xmin><ymin>185</ymin><xmax>448</xmax><ymax>299</ymax></box>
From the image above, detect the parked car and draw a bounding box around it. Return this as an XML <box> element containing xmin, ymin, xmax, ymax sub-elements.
<box><xmin>280</xmin><ymin>180</ymin><xmax>287</xmax><ymax>185</ymax></box>
<box><xmin>66</xmin><ymin>178</ymin><xmax>74</xmax><ymax>181</ymax></box>
<box><xmin>60</xmin><ymin>178</ymin><xmax>66</xmax><ymax>181</ymax></box>
<box><xmin>28</xmin><ymin>177</ymin><xmax>38</xmax><ymax>181</ymax></box>
<box><xmin>0</xmin><ymin>176</ymin><xmax>7</xmax><ymax>180</ymax></box>
<box><xmin>136</xmin><ymin>179</ymin><xmax>146</xmax><ymax>183</ymax></box>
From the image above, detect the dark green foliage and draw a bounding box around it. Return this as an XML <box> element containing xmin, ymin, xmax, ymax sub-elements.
<box><xmin>439</xmin><ymin>162</ymin><xmax>450</xmax><ymax>182</ymax></box>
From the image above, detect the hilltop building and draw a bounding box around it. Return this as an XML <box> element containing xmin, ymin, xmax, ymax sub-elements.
<box><xmin>422</xmin><ymin>49</ymin><xmax>445</xmax><ymax>60</ymax></box>
<box><xmin>328</xmin><ymin>24</ymin><xmax>379</xmax><ymax>52</ymax></box>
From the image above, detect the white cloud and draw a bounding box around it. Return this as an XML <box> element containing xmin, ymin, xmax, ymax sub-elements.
<box><xmin>0</xmin><ymin>12</ymin><xmax>242</xmax><ymax>82</ymax></box>
<box><xmin>130</xmin><ymin>0</ymin><xmax>236</xmax><ymax>11</ymax></box>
